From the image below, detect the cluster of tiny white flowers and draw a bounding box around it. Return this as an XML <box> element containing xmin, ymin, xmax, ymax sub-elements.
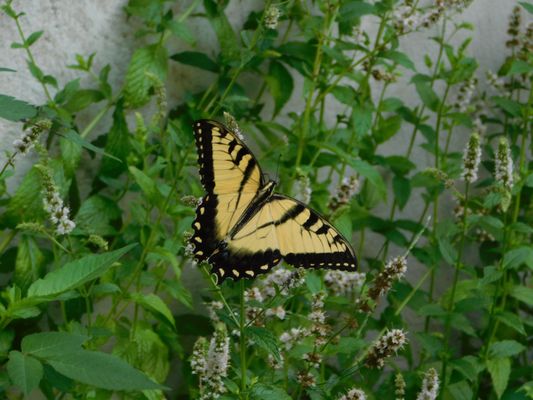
<box><xmin>454</xmin><ymin>77</ymin><xmax>478</xmax><ymax>113</ymax></box>
<box><xmin>416</xmin><ymin>368</ymin><xmax>440</xmax><ymax>400</ymax></box>
<box><xmin>494</xmin><ymin>137</ymin><xmax>514</xmax><ymax>189</ymax></box>
<box><xmin>264</xmin><ymin>5</ymin><xmax>281</xmax><ymax>30</ymax></box>
<box><xmin>206</xmin><ymin>301</ymin><xmax>224</xmax><ymax>323</ymax></box>
<box><xmin>338</xmin><ymin>388</ymin><xmax>367</xmax><ymax>400</ymax></box>
<box><xmin>267</xmin><ymin>353</ymin><xmax>284</xmax><ymax>369</ymax></box>
<box><xmin>368</xmin><ymin>256</ymin><xmax>407</xmax><ymax>300</ymax></box>
<box><xmin>395</xmin><ymin>373</ymin><xmax>406</xmax><ymax>400</ymax></box>
<box><xmin>265</xmin><ymin>305</ymin><xmax>286</xmax><ymax>320</ymax></box>
<box><xmin>302</xmin><ymin>352</ymin><xmax>322</xmax><ymax>369</ymax></box>
<box><xmin>244</xmin><ymin>287</ymin><xmax>264</xmax><ymax>303</ymax></box>
<box><xmin>279</xmin><ymin>327</ymin><xmax>307</xmax><ymax>350</ymax></box>
<box><xmin>365</xmin><ymin>329</ymin><xmax>407</xmax><ymax>369</ymax></box>
<box><xmin>296</xmin><ymin>370</ymin><xmax>316</xmax><ymax>388</ymax></box>
<box><xmin>223</xmin><ymin>112</ymin><xmax>243</xmax><ymax>140</ymax></box>
<box><xmin>461</xmin><ymin>132</ymin><xmax>482</xmax><ymax>183</ymax></box>
<box><xmin>12</xmin><ymin>120</ymin><xmax>51</xmax><ymax>155</ymax></box>
<box><xmin>324</xmin><ymin>270</ymin><xmax>366</xmax><ymax>296</ymax></box>
<box><xmin>293</xmin><ymin>175</ymin><xmax>312</xmax><ymax>204</ymax></box>
<box><xmin>43</xmin><ymin>191</ymin><xmax>76</xmax><ymax>235</ymax></box>
<box><xmin>190</xmin><ymin>337</ymin><xmax>208</xmax><ymax>376</ymax></box>
<box><xmin>261</xmin><ymin>266</ymin><xmax>305</xmax><ymax>298</ymax></box>
<box><xmin>486</xmin><ymin>70</ymin><xmax>507</xmax><ymax>95</ymax></box>
<box><xmin>199</xmin><ymin>326</ymin><xmax>230</xmax><ymax>399</ymax></box>
<box><xmin>330</xmin><ymin>175</ymin><xmax>360</xmax><ymax>210</ymax></box>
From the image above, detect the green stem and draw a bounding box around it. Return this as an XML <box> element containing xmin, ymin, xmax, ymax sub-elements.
<box><xmin>239</xmin><ymin>279</ymin><xmax>247</xmax><ymax>397</ymax></box>
<box><xmin>441</xmin><ymin>182</ymin><xmax>470</xmax><ymax>385</ymax></box>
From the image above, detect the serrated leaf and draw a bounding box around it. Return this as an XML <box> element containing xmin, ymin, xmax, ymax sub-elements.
<box><xmin>47</xmin><ymin>350</ymin><xmax>162</xmax><ymax>390</ymax></box>
<box><xmin>352</xmin><ymin>102</ymin><xmax>373</xmax><ymax>137</ymax></box>
<box><xmin>129</xmin><ymin>166</ymin><xmax>160</xmax><ymax>203</ymax></box>
<box><xmin>250</xmin><ymin>383</ymin><xmax>291</xmax><ymax>400</ymax></box>
<box><xmin>266</xmin><ymin>61</ymin><xmax>293</xmax><ymax>116</ymax></box>
<box><xmin>131</xmin><ymin>293</ymin><xmax>175</xmax><ymax>327</ymax></box>
<box><xmin>446</xmin><ymin>380</ymin><xmax>473</xmax><ymax>400</ymax></box>
<box><xmin>338</xmin><ymin>1</ymin><xmax>376</xmax><ymax>21</ymax></box>
<box><xmin>7</xmin><ymin>351</ymin><xmax>43</xmax><ymax>396</ymax></box>
<box><xmin>124</xmin><ymin>45</ymin><xmax>168</xmax><ymax>107</ymax></box>
<box><xmin>489</xmin><ymin>340</ymin><xmax>525</xmax><ymax>358</ymax></box>
<box><xmin>22</xmin><ymin>332</ymin><xmax>88</xmax><ymax>358</ymax></box>
<box><xmin>98</xmin><ymin>100</ymin><xmax>130</xmax><ymax>178</ymax></box>
<box><xmin>64</xmin><ymin>89</ymin><xmax>104</xmax><ymax>112</ymax></box>
<box><xmin>492</xmin><ymin>96</ymin><xmax>521</xmax><ymax>117</ymax></box>
<box><xmin>167</xmin><ymin>20</ymin><xmax>195</xmax><ymax>44</ymax></box>
<box><xmin>245</xmin><ymin>327</ymin><xmax>281</xmax><ymax>362</ymax></box>
<box><xmin>486</xmin><ymin>357</ymin><xmax>510</xmax><ymax>399</ymax></box>
<box><xmin>62</xmin><ymin>129</ymin><xmax>120</xmax><ymax>162</ymax></box>
<box><xmin>0</xmin><ymin>94</ymin><xmax>37</xmax><ymax>121</ymax></box>
<box><xmin>27</xmin><ymin>244</ymin><xmax>136</xmax><ymax>298</ymax></box>
<box><xmin>383</xmin><ymin>50</ymin><xmax>416</xmax><ymax>71</ymax></box>
<box><xmin>495</xmin><ymin>311</ymin><xmax>526</xmax><ymax>336</ymax></box>
<box><xmin>75</xmin><ymin>195</ymin><xmax>121</xmax><ymax>236</ymax></box>
<box><xmin>14</xmin><ymin>235</ymin><xmax>45</xmax><ymax>292</ymax></box>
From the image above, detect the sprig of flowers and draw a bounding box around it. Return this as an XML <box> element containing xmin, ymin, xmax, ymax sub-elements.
<box><xmin>12</xmin><ymin>119</ymin><xmax>52</xmax><ymax>155</ymax></box>
<box><xmin>365</xmin><ymin>329</ymin><xmax>407</xmax><ymax>369</ymax></box>
<box><xmin>461</xmin><ymin>132</ymin><xmax>482</xmax><ymax>184</ymax></box>
<box><xmin>338</xmin><ymin>388</ymin><xmax>367</xmax><ymax>400</ymax></box>
<box><xmin>416</xmin><ymin>368</ymin><xmax>440</xmax><ymax>400</ymax></box>
<box><xmin>494</xmin><ymin>137</ymin><xmax>514</xmax><ymax>189</ymax></box>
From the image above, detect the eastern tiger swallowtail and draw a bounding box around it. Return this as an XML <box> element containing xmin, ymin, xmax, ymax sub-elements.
<box><xmin>190</xmin><ymin>119</ymin><xmax>358</xmax><ymax>283</ymax></box>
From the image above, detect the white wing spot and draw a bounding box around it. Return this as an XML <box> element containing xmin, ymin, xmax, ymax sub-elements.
<box><xmin>218</xmin><ymin>268</ymin><xmax>225</xmax><ymax>276</ymax></box>
<box><xmin>260</xmin><ymin>265</ymin><xmax>269</xmax><ymax>270</ymax></box>
<box><xmin>245</xmin><ymin>270</ymin><xmax>254</xmax><ymax>277</ymax></box>
<box><xmin>343</xmin><ymin>262</ymin><xmax>349</xmax><ymax>266</ymax></box>
<box><xmin>194</xmin><ymin>237</ymin><xmax>202</xmax><ymax>243</ymax></box>
<box><xmin>232</xmin><ymin>269</ymin><xmax>240</xmax><ymax>277</ymax></box>
<box><xmin>200</xmin><ymin>207</ymin><xmax>205</xmax><ymax>215</ymax></box>
<box><xmin>196</xmin><ymin>251</ymin><xmax>203</xmax><ymax>256</ymax></box>
<box><xmin>194</xmin><ymin>222</ymin><xmax>201</xmax><ymax>229</ymax></box>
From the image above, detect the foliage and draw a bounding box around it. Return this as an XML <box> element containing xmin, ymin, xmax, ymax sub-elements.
<box><xmin>0</xmin><ymin>0</ymin><xmax>532</xmax><ymax>399</ymax></box>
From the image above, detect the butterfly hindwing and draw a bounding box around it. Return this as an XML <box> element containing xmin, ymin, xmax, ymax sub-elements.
<box><xmin>212</xmin><ymin>195</ymin><xmax>357</xmax><ymax>281</ymax></box>
<box><xmin>191</xmin><ymin>120</ymin><xmax>263</xmax><ymax>262</ymax></box>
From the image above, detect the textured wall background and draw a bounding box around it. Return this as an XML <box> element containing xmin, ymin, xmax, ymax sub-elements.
<box><xmin>0</xmin><ymin>0</ymin><xmax>526</xmax><ymax>268</ymax></box>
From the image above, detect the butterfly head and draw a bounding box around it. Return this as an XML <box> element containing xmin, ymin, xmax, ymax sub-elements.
<box><xmin>259</xmin><ymin>180</ymin><xmax>276</xmax><ymax>199</ymax></box>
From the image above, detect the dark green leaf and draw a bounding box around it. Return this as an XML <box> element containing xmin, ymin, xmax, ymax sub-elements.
<box><xmin>0</xmin><ymin>94</ymin><xmax>37</xmax><ymax>121</ymax></box>
<box><xmin>7</xmin><ymin>351</ymin><xmax>43</xmax><ymax>396</ymax></box>
<box><xmin>492</xmin><ymin>96</ymin><xmax>521</xmax><ymax>117</ymax></box>
<box><xmin>415</xmin><ymin>81</ymin><xmax>439</xmax><ymax>112</ymax></box>
<box><xmin>446</xmin><ymin>380</ymin><xmax>473</xmax><ymax>400</ymax></box>
<box><xmin>14</xmin><ymin>235</ymin><xmax>44</xmax><ymax>292</ymax></box>
<box><xmin>170</xmin><ymin>51</ymin><xmax>219</xmax><ymax>72</ymax></box>
<box><xmin>245</xmin><ymin>327</ymin><xmax>281</xmax><ymax>362</ymax></box>
<box><xmin>383</xmin><ymin>50</ymin><xmax>416</xmax><ymax>71</ymax></box>
<box><xmin>349</xmin><ymin>159</ymin><xmax>386</xmax><ymax>200</ymax></box>
<box><xmin>62</xmin><ymin>129</ymin><xmax>120</xmax><ymax>162</ymax></box>
<box><xmin>47</xmin><ymin>350</ymin><xmax>161</xmax><ymax>390</ymax></box>
<box><xmin>129</xmin><ymin>166</ymin><xmax>160</xmax><ymax>203</ymax></box>
<box><xmin>392</xmin><ymin>175</ymin><xmax>411</xmax><ymax>210</ymax></box>
<box><xmin>0</xmin><ymin>67</ymin><xmax>16</xmax><ymax>72</ymax></box>
<box><xmin>503</xmin><ymin>246</ymin><xmax>533</xmax><ymax>270</ymax></box>
<box><xmin>266</xmin><ymin>61</ymin><xmax>294</xmax><ymax>116</ymax></box>
<box><xmin>250</xmin><ymin>383</ymin><xmax>291</xmax><ymax>400</ymax></box>
<box><xmin>75</xmin><ymin>195</ymin><xmax>121</xmax><ymax>236</ymax></box>
<box><xmin>98</xmin><ymin>100</ymin><xmax>130</xmax><ymax>178</ymax></box>
<box><xmin>22</xmin><ymin>332</ymin><xmax>88</xmax><ymax>358</ymax></box>
<box><xmin>25</xmin><ymin>31</ymin><xmax>44</xmax><ymax>47</ymax></box>
<box><xmin>495</xmin><ymin>311</ymin><xmax>526</xmax><ymax>336</ymax></box>
<box><xmin>489</xmin><ymin>340</ymin><xmax>526</xmax><ymax>358</ymax></box>
<box><xmin>131</xmin><ymin>293</ymin><xmax>175</xmax><ymax>326</ymax></box>
<box><xmin>27</xmin><ymin>244</ymin><xmax>136</xmax><ymax>298</ymax></box>
<box><xmin>510</xmin><ymin>286</ymin><xmax>533</xmax><ymax>306</ymax></box>
<box><xmin>519</xmin><ymin>1</ymin><xmax>533</xmax><ymax>14</ymax></box>
<box><xmin>338</xmin><ymin>1</ymin><xmax>376</xmax><ymax>21</ymax></box>
<box><xmin>64</xmin><ymin>89</ymin><xmax>104</xmax><ymax>112</ymax></box>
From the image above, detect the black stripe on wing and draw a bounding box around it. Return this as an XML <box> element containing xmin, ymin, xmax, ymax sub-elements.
<box><xmin>190</xmin><ymin>195</ymin><xmax>219</xmax><ymax>262</ymax></box>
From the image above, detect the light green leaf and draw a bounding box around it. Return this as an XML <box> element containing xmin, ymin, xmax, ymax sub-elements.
<box><xmin>61</xmin><ymin>129</ymin><xmax>120</xmax><ymax>162</ymax></box>
<box><xmin>495</xmin><ymin>311</ymin><xmax>526</xmax><ymax>336</ymax></box>
<box><xmin>27</xmin><ymin>244</ymin><xmax>136</xmax><ymax>298</ymax></box>
<box><xmin>519</xmin><ymin>1</ymin><xmax>533</xmax><ymax>14</ymax></box>
<box><xmin>489</xmin><ymin>340</ymin><xmax>526</xmax><ymax>358</ymax></box>
<box><xmin>486</xmin><ymin>357</ymin><xmax>510</xmax><ymax>399</ymax></box>
<box><xmin>446</xmin><ymin>380</ymin><xmax>473</xmax><ymax>400</ymax></box>
<box><xmin>393</xmin><ymin>175</ymin><xmax>411</xmax><ymax>210</ymax></box>
<box><xmin>7</xmin><ymin>351</ymin><xmax>43</xmax><ymax>396</ymax></box>
<box><xmin>349</xmin><ymin>159</ymin><xmax>386</xmax><ymax>200</ymax></box>
<box><xmin>14</xmin><ymin>235</ymin><xmax>44</xmax><ymax>292</ymax></box>
<box><xmin>131</xmin><ymin>293</ymin><xmax>175</xmax><ymax>327</ymax></box>
<box><xmin>129</xmin><ymin>166</ymin><xmax>160</xmax><ymax>203</ymax></box>
<box><xmin>47</xmin><ymin>350</ymin><xmax>162</xmax><ymax>391</ymax></box>
<box><xmin>415</xmin><ymin>81</ymin><xmax>439</xmax><ymax>112</ymax></box>
<box><xmin>507</xmin><ymin>59</ymin><xmax>533</xmax><ymax>75</ymax></box>
<box><xmin>167</xmin><ymin>20</ymin><xmax>195</xmax><ymax>44</ymax></box>
<box><xmin>0</xmin><ymin>94</ymin><xmax>37</xmax><ymax>122</ymax></box>
<box><xmin>338</xmin><ymin>1</ymin><xmax>376</xmax><ymax>21</ymax></box>
<box><xmin>75</xmin><ymin>195</ymin><xmax>121</xmax><ymax>236</ymax></box>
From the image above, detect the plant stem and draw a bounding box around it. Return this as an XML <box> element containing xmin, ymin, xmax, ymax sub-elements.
<box><xmin>239</xmin><ymin>279</ymin><xmax>247</xmax><ymax>397</ymax></box>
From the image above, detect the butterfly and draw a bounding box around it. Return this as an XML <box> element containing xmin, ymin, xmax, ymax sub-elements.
<box><xmin>190</xmin><ymin>119</ymin><xmax>358</xmax><ymax>283</ymax></box>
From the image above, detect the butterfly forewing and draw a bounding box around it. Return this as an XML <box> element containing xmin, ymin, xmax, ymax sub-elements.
<box><xmin>190</xmin><ymin>120</ymin><xmax>263</xmax><ymax>261</ymax></box>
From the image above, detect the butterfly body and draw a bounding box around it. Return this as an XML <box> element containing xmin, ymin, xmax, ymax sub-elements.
<box><xmin>190</xmin><ymin>119</ymin><xmax>358</xmax><ymax>283</ymax></box>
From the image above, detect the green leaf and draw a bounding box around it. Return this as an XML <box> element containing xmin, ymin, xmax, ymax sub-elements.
<box><xmin>383</xmin><ymin>50</ymin><xmax>416</xmax><ymax>71</ymax></box>
<box><xmin>374</xmin><ymin>115</ymin><xmax>402</xmax><ymax>144</ymax></box>
<box><xmin>503</xmin><ymin>246</ymin><xmax>533</xmax><ymax>270</ymax></box>
<box><xmin>203</xmin><ymin>0</ymin><xmax>240</xmax><ymax>62</ymax></box>
<box><xmin>451</xmin><ymin>356</ymin><xmax>483</xmax><ymax>382</ymax></box>
<box><xmin>62</xmin><ymin>129</ymin><xmax>120</xmax><ymax>162</ymax></box>
<box><xmin>492</xmin><ymin>96</ymin><xmax>521</xmax><ymax>117</ymax></box>
<box><xmin>495</xmin><ymin>311</ymin><xmax>526</xmax><ymax>336</ymax></box>
<box><xmin>489</xmin><ymin>340</ymin><xmax>525</xmax><ymax>358</ymax></box>
<box><xmin>415</xmin><ymin>81</ymin><xmax>439</xmax><ymax>112</ymax></box>
<box><xmin>47</xmin><ymin>350</ymin><xmax>161</xmax><ymax>391</ymax></box>
<box><xmin>392</xmin><ymin>175</ymin><xmax>411</xmax><ymax>210</ymax></box>
<box><xmin>331</xmin><ymin>86</ymin><xmax>355</xmax><ymax>105</ymax></box>
<box><xmin>64</xmin><ymin>89</ymin><xmax>104</xmax><ymax>112</ymax></box>
<box><xmin>0</xmin><ymin>94</ymin><xmax>37</xmax><ymax>121</ymax></box>
<box><xmin>510</xmin><ymin>285</ymin><xmax>533</xmax><ymax>306</ymax></box>
<box><xmin>351</xmin><ymin>102</ymin><xmax>373</xmax><ymax>137</ymax></box>
<box><xmin>0</xmin><ymin>67</ymin><xmax>17</xmax><ymax>72</ymax></box>
<box><xmin>446</xmin><ymin>380</ymin><xmax>473</xmax><ymax>400</ymax></box>
<box><xmin>124</xmin><ymin>45</ymin><xmax>168</xmax><ymax>107</ymax></box>
<box><xmin>170</xmin><ymin>51</ymin><xmax>219</xmax><ymax>72</ymax></box>
<box><xmin>167</xmin><ymin>20</ymin><xmax>195</xmax><ymax>44</ymax></box>
<box><xmin>250</xmin><ymin>383</ymin><xmax>291</xmax><ymax>400</ymax></box>
<box><xmin>7</xmin><ymin>351</ymin><xmax>43</xmax><ymax>396</ymax></box>
<box><xmin>98</xmin><ymin>100</ymin><xmax>130</xmax><ymax>178</ymax></box>
<box><xmin>486</xmin><ymin>357</ymin><xmax>510</xmax><ymax>399</ymax></box>
<box><xmin>349</xmin><ymin>159</ymin><xmax>386</xmax><ymax>200</ymax></box>
<box><xmin>507</xmin><ymin>59</ymin><xmax>533</xmax><ymax>75</ymax></box>
<box><xmin>305</xmin><ymin>271</ymin><xmax>322</xmax><ymax>294</ymax></box>
<box><xmin>129</xmin><ymin>166</ymin><xmax>160</xmax><ymax>203</ymax></box>
<box><xmin>25</xmin><ymin>31</ymin><xmax>43</xmax><ymax>47</ymax></box>
<box><xmin>338</xmin><ymin>1</ymin><xmax>376</xmax><ymax>21</ymax></box>
<box><xmin>22</xmin><ymin>332</ymin><xmax>88</xmax><ymax>358</ymax></box>
<box><xmin>14</xmin><ymin>235</ymin><xmax>45</xmax><ymax>292</ymax></box>
<box><xmin>438</xmin><ymin>236</ymin><xmax>457</xmax><ymax>264</ymax></box>
<box><xmin>75</xmin><ymin>195</ymin><xmax>121</xmax><ymax>236</ymax></box>
<box><xmin>266</xmin><ymin>61</ymin><xmax>294</xmax><ymax>116</ymax></box>
<box><xmin>131</xmin><ymin>293</ymin><xmax>175</xmax><ymax>327</ymax></box>
<box><xmin>519</xmin><ymin>1</ymin><xmax>533</xmax><ymax>14</ymax></box>
<box><xmin>245</xmin><ymin>327</ymin><xmax>281</xmax><ymax>362</ymax></box>
<box><xmin>27</xmin><ymin>244</ymin><xmax>136</xmax><ymax>298</ymax></box>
